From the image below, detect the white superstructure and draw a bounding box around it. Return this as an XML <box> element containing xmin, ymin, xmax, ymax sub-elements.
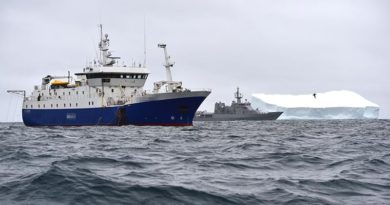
<box><xmin>23</xmin><ymin>24</ymin><xmax>149</xmax><ymax>110</ymax></box>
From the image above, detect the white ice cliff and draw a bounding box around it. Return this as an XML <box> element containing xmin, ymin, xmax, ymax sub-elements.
<box><xmin>251</xmin><ymin>90</ymin><xmax>379</xmax><ymax>119</ymax></box>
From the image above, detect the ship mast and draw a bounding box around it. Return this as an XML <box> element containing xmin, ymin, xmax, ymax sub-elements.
<box><xmin>98</xmin><ymin>24</ymin><xmax>119</xmax><ymax>66</ymax></box>
<box><xmin>235</xmin><ymin>87</ymin><xmax>243</xmax><ymax>103</ymax></box>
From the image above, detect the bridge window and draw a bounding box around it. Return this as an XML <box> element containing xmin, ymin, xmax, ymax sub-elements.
<box><xmin>86</xmin><ymin>73</ymin><xmax>145</xmax><ymax>79</ymax></box>
<box><xmin>69</xmin><ymin>92</ymin><xmax>71</xmax><ymax>95</ymax></box>
<box><xmin>138</xmin><ymin>75</ymin><xmax>141</xmax><ymax>79</ymax></box>
<box><xmin>112</xmin><ymin>89</ymin><xmax>114</xmax><ymax>93</ymax></box>
<box><xmin>92</xmin><ymin>101</ymin><xmax>94</xmax><ymax>105</ymax></box>
<box><xmin>82</xmin><ymin>91</ymin><xmax>84</xmax><ymax>94</ymax></box>
<box><xmin>31</xmin><ymin>105</ymin><xmax>33</xmax><ymax>108</ymax></box>
<box><xmin>38</xmin><ymin>104</ymin><xmax>40</xmax><ymax>108</ymax></box>
<box><xmin>76</xmin><ymin>91</ymin><xmax>78</xmax><ymax>95</ymax></box>
<box><xmin>64</xmin><ymin>104</ymin><xmax>66</xmax><ymax>107</ymax></box>
<box><xmin>102</xmin><ymin>79</ymin><xmax>110</xmax><ymax>83</ymax></box>
<box><xmin>43</xmin><ymin>104</ymin><xmax>45</xmax><ymax>108</ymax></box>
<box><xmin>51</xmin><ymin>104</ymin><xmax>53</xmax><ymax>108</ymax></box>
<box><xmin>69</xmin><ymin>103</ymin><xmax>71</xmax><ymax>107</ymax></box>
<box><xmin>56</xmin><ymin>104</ymin><xmax>58</xmax><ymax>108</ymax></box>
<box><xmin>76</xmin><ymin>103</ymin><xmax>78</xmax><ymax>107</ymax></box>
<box><xmin>26</xmin><ymin>105</ymin><xmax>27</xmax><ymax>108</ymax></box>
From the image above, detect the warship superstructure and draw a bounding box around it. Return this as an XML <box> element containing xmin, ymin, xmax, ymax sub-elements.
<box><xmin>195</xmin><ymin>88</ymin><xmax>282</xmax><ymax>121</ymax></box>
<box><xmin>13</xmin><ymin>25</ymin><xmax>210</xmax><ymax>126</ymax></box>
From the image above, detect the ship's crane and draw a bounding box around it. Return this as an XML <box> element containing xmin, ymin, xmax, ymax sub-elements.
<box><xmin>154</xmin><ymin>44</ymin><xmax>182</xmax><ymax>93</ymax></box>
<box><xmin>158</xmin><ymin>43</ymin><xmax>175</xmax><ymax>82</ymax></box>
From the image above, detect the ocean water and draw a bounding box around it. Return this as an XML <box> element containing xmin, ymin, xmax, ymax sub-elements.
<box><xmin>0</xmin><ymin>120</ymin><xmax>389</xmax><ymax>205</ymax></box>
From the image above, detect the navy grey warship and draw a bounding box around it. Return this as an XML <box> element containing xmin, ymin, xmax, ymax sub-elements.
<box><xmin>194</xmin><ymin>88</ymin><xmax>283</xmax><ymax>121</ymax></box>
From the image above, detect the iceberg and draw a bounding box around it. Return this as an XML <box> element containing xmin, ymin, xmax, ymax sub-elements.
<box><xmin>251</xmin><ymin>90</ymin><xmax>379</xmax><ymax>119</ymax></box>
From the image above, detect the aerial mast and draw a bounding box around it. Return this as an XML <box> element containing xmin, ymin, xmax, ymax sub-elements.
<box><xmin>235</xmin><ymin>87</ymin><xmax>243</xmax><ymax>103</ymax></box>
<box><xmin>143</xmin><ymin>16</ymin><xmax>147</xmax><ymax>67</ymax></box>
<box><xmin>97</xmin><ymin>24</ymin><xmax>119</xmax><ymax>66</ymax></box>
<box><xmin>99</xmin><ymin>24</ymin><xmax>103</xmax><ymax>64</ymax></box>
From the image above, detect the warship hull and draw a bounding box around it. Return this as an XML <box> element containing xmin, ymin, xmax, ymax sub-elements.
<box><xmin>194</xmin><ymin>112</ymin><xmax>283</xmax><ymax>121</ymax></box>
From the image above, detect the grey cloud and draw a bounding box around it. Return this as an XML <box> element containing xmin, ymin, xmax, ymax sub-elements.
<box><xmin>0</xmin><ymin>0</ymin><xmax>389</xmax><ymax>121</ymax></box>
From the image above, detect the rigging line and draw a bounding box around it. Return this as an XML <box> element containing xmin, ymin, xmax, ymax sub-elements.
<box><xmin>12</xmin><ymin>97</ymin><xmax>20</xmax><ymax>122</ymax></box>
<box><xmin>6</xmin><ymin>95</ymin><xmax>13</xmax><ymax>122</ymax></box>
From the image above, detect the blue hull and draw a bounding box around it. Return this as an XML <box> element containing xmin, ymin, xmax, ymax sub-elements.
<box><xmin>124</xmin><ymin>96</ymin><xmax>207</xmax><ymax>126</ymax></box>
<box><xmin>22</xmin><ymin>96</ymin><xmax>208</xmax><ymax>126</ymax></box>
<box><xmin>22</xmin><ymin>106</ymin><xmax>122</xmax><ymax>126</ymax></box>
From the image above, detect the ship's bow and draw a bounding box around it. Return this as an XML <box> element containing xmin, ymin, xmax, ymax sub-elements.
<box><xmin>124</xmin><ymin>90</ymin><xmax>210</xmax><ymax>126</ymax></box>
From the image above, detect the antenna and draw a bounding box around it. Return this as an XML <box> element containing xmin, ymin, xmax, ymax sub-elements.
<box><xmin>235</xmin><ymin>87</ymin><xmax>243</xmax><ymax>103</ymax></box>
<box><xmin>98</xmin><ymin>24</ymin><xmax>103</xmax><ymax>63</ymax></box>
<box><xmin>143</xmin><ymin>15</ymin><xmax>147</xmax><ymax>67</ymax></box>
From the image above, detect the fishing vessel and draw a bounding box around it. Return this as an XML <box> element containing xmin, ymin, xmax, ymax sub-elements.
<box><xmin>10</xmin><ymin>25</ymin><xmax>210</xmax><ymax>126</ymax></box>
<box><xmin>194</xmin><ymin>87</ymin><xmax>282</xmax><ymax>121</ymax></box>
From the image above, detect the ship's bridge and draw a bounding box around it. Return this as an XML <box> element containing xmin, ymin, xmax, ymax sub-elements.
<box><xmin>75</xmin><ymin>66</ymin><xmax>149</xmax><ymax>87</ymax></box>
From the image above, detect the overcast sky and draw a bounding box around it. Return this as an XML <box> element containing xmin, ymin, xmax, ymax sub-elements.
<box><xmin>1</xmin><ymin>0</ymin><xmax>389</xmax><ymax>121</ymax></box>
